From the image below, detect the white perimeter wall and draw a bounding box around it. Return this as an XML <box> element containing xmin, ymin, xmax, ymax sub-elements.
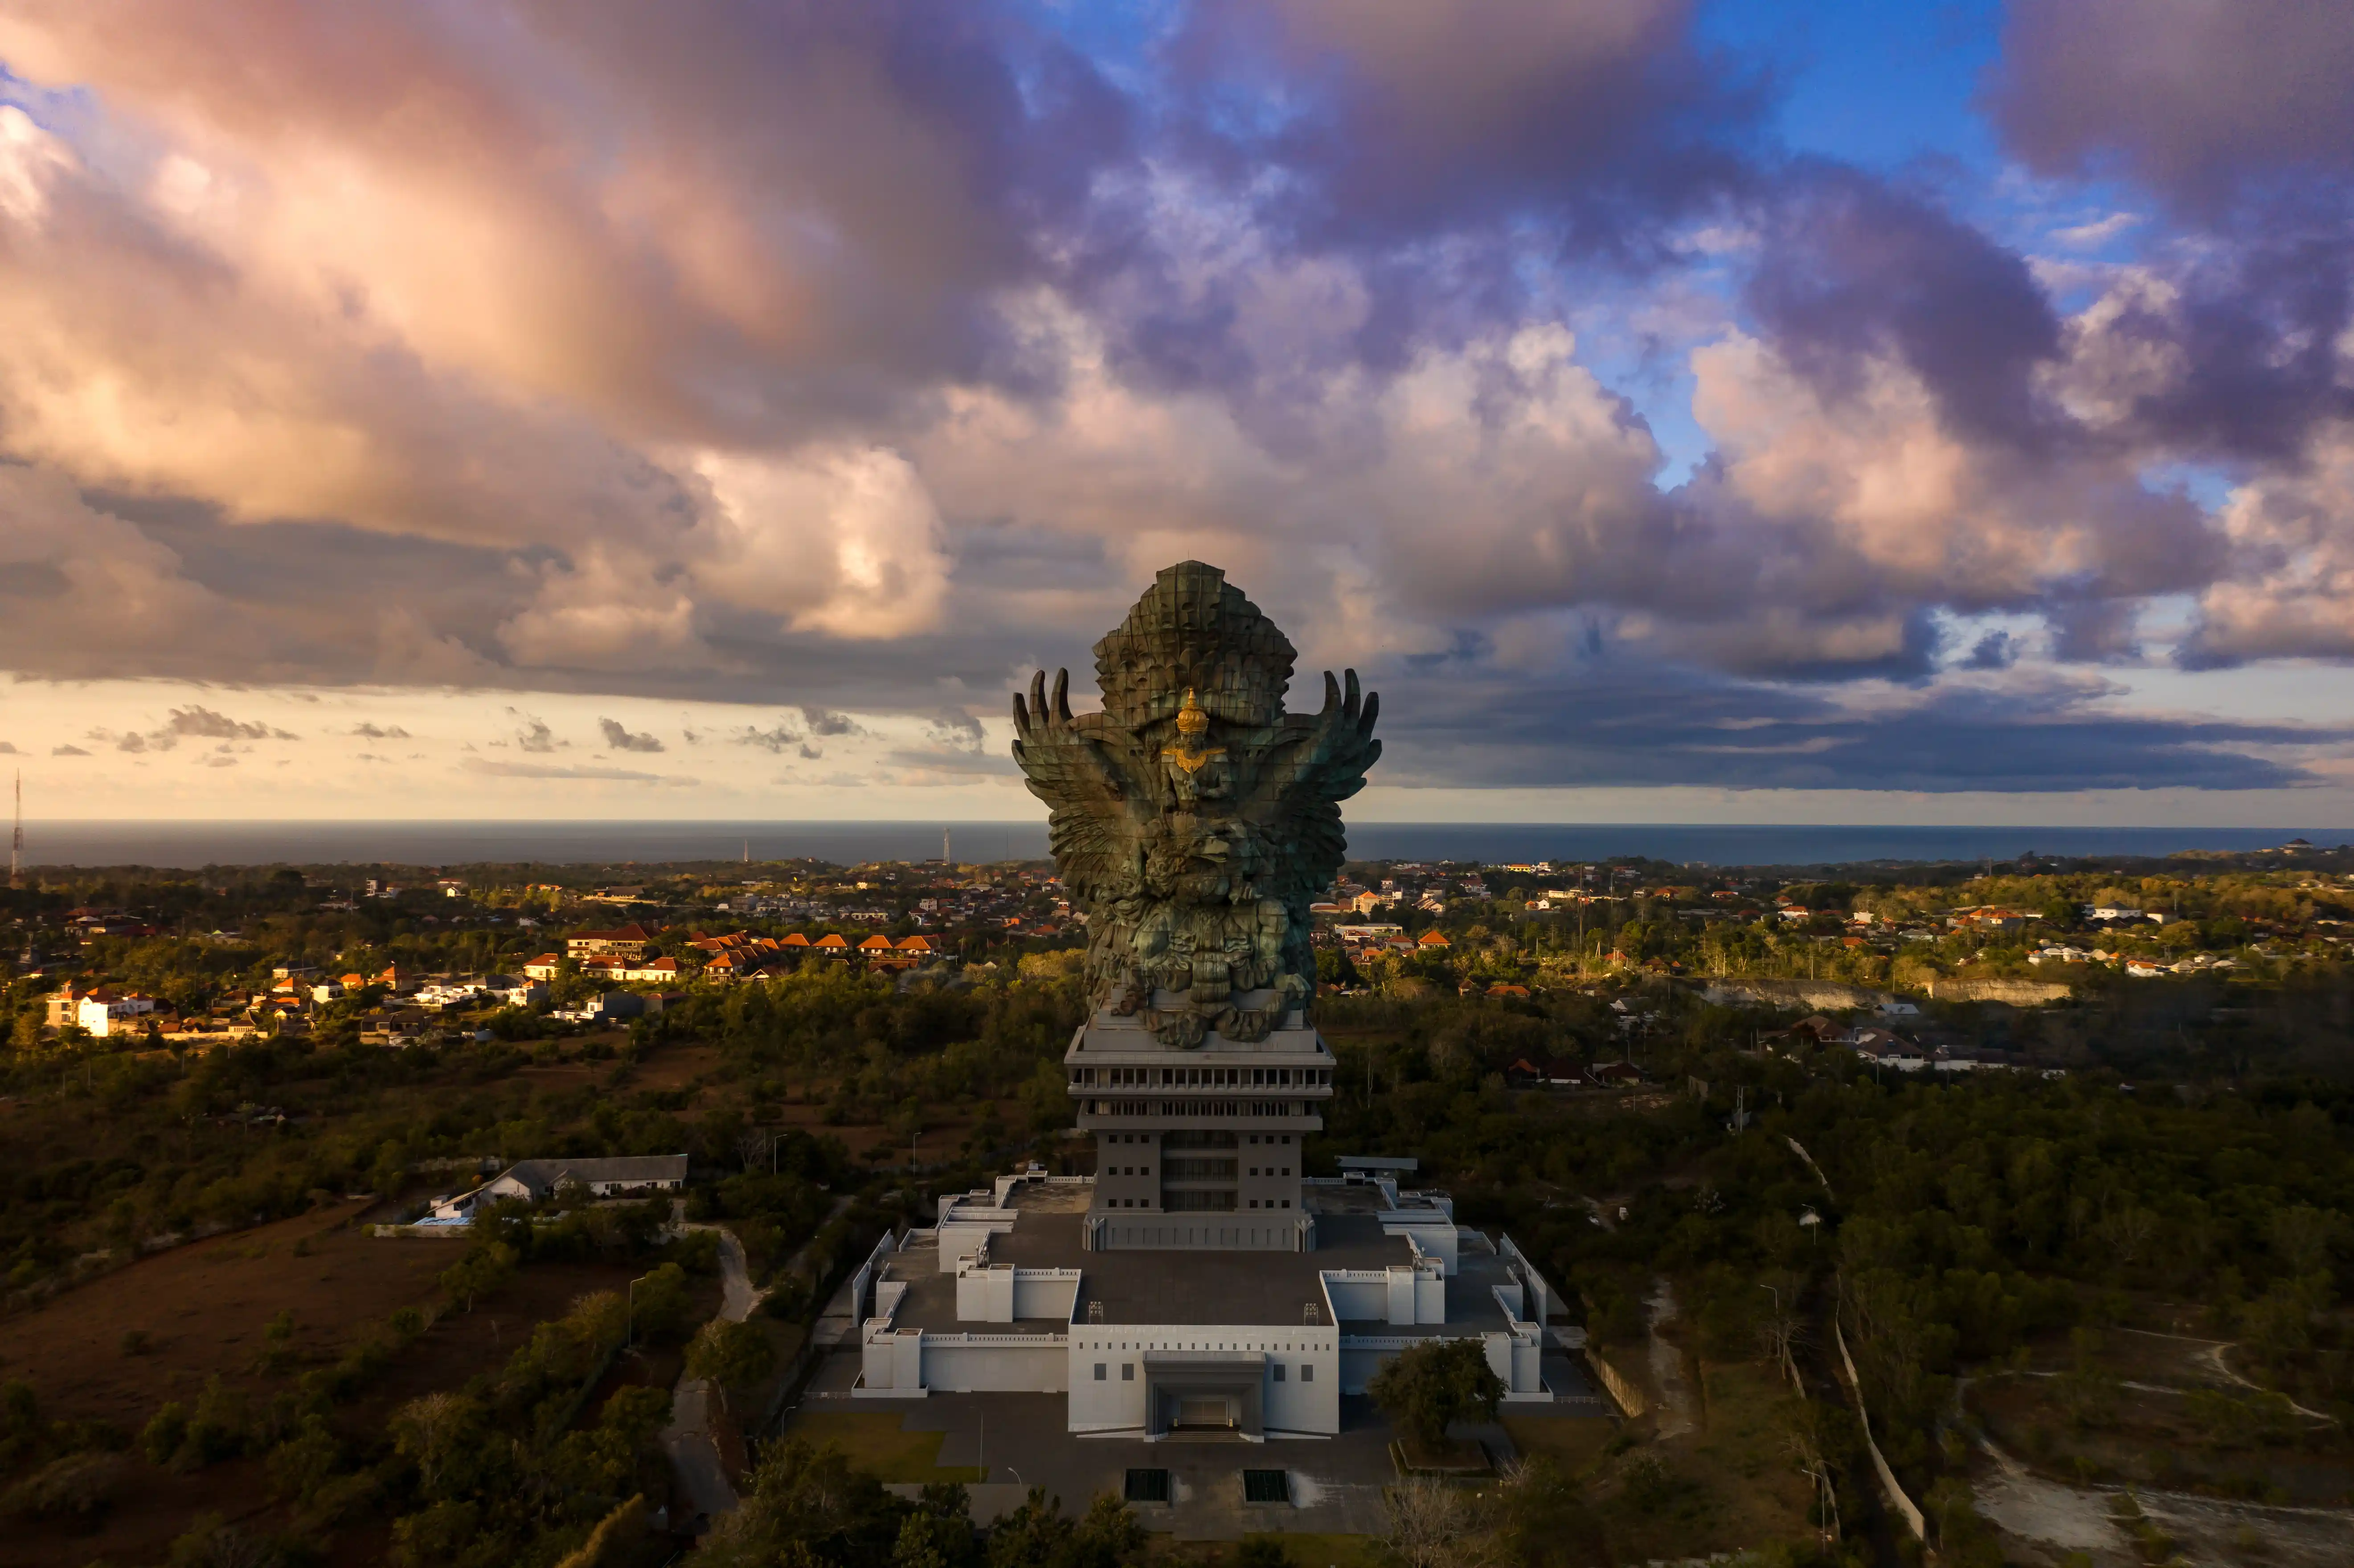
<box><xmin>1067</xmin><ymin>1326</ymin><xmax>1339</xmax><ymax>1434</ymax></box>
<box><xmin>955</xmin><ymin>1265</ymin><xmax>1081</xmax><ymax>1323</ymax></box>
<box><xmin>923</xmin><ymin>1337</ymin><xmax>1066</xmax><ymax>1393</ymax></box>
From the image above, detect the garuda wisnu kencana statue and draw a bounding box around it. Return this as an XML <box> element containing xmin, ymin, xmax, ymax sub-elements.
<box><xmin>1011</xmin><ymin>562</ymin><xmax>1380</xmax><ymax>1048</ymax></box>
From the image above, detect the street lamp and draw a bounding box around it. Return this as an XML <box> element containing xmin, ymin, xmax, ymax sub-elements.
<box><xmin>626</xmin><ymin>1269</ymin><xmax>656</xmax><ymax>1350</ymax></box>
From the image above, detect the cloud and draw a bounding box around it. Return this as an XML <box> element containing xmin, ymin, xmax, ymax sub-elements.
<box><xmin>1964</xmin><ymin>630</ymin><xmax>2019</xmax><ymax>671</ymax></box>
<box><xmin>50</xmin><ymin>744</ymin><xmax>87</xmax><ymax>756</ymax></box>
<box><xmin>86</xmin><ymin>704</ymin><xmax>299</xmax><ymax>755</ymax></box>
<box><xmin>0</xmin><ymin>741</ymin><xmax>14</xmax><ymax>753</ymax></box>
<box><xmin>504</xmin><ymin>710</ymin><xmax>560</xmax><ymax>753</ymax></box>
<box><xmin>924</xmin><ymin>710</ymin><xmax>985</xmax><ymax>751</ymax></box>
<box><xmin>800</xmin><ymin>706</ymin><xmax>862</xmax><ymax>737</ymax></box>
<box><xmin>1163</xmin><ymin>0</ymin><xmax>1760</xmax><ymax>255</ymax></box>
<box><xmin>688</xmin><ymin>446</ymin><xmax>951</xmax><ymax>640</ymax></box>
<box><xmin>160</xmin><ymin>706</ymin><xmax>295</xmax><ymax>741</ymax></box>
<box><xmin>350</xmin><ymin>722</ymin><xmax>410</xmax><ymax>740</ymax></box>
<box><xmin>1987</xmin><ymin>0</ymin><xmax>2354</xmax><ymax>212</ymax></box>
<box><xmin>732</xmin><ymin>720</ymin><xmax>804</xmax><ymax>753</ymax></box>
<box><xmin>461</xmin><ymin>757</ymin><xmax>687</xmax><ymax>785</ymax></box>
<box><xmin>0</xmin><ymin>0</ymin><xmax>2347</xmax><ymax>805</ymax></box>
<box><xmin>1372</xmin><ymin>663</ymin><xmax>2335</xmax><ymax>793</ymax></box>
<box><xmin>0</xmin><ymin>464</ymin><xmax>231</xmax><ymax>678</ymax></box>
<box><xmin>598</xmin><ymin>717</ymin><xmax>663</xmax><ymax>753</ymax></box>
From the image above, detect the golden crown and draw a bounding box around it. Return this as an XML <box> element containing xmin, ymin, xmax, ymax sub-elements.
<box><xmin>1174</xmin><ymin>689</ymin><xmax>1210</xmax><ymax>735</ymax></box>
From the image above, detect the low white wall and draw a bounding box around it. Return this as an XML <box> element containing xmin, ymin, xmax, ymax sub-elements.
<box><xmin>956</xmin><ymin>1265</ymin><xmax>1083</xmax><ymax>1323</ymax></box>
<box><xmin>1014</xmin><ymin>1269</ymin><xmax>1080</xmax><ymax>1322</ymax></box>
<box><xmin>1498</xmin><ymin>1234</ymin><xmax>1561</xmax><ymax>1327</ymax></box>
<box><xmin>1321</xmin><ymin>1271</ymin><xmax>1388</xmax><ymax>1321</ymax></box>
<box><xmin>862</xmin><ymin>1327</ymin><xmax>924</xmax><ymax>1392</ymax></box>
<box><xmin>958</xmin><ymin>1265</ymin><xmax>1013</xmax><ymax>1322</ymax></box>
<box><xmin>1382</xmin><ymin>1216</ymin><xmax>1459</xmax><ymax>1275</ymax></box>
<box><xmin>922</xmin><ymin>1336</ymin><xmax>1067</xmax><ymax>1393</ymax></box>
<box><xmin>1340</xmin><ymin>1330</ymin><xmax>1546</xmax><ymax>1398</ymax></box>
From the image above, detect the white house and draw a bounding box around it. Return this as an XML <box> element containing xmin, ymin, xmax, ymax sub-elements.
<box><xmin>77</xmin><ymin>990</ymin><xmax>158</xmax><ymax>1037</ymax></box>
<box><xmin>430</xmin><ymin>1154</ymin><xmax>688</xmax><ymax>1220</ymax></box>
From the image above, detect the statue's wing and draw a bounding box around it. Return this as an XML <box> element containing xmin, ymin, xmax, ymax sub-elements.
<box><xmin>1011</xmin><ymin>668</ymin><xmax>1145</xmax><ymax>900</ymax></box>
<box><xmin>1269</xmin><ymin>669</ymin><xmax>1381</xmax><ymax>892</ymax></box>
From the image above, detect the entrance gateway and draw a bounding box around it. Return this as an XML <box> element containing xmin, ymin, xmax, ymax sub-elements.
<box><xmin>1174</xmin><ymin>1396</ymin><xmax>1236</xmax><ymax>1429</ymax></box>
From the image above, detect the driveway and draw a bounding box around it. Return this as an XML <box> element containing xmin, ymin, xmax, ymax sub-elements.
<box><xmin>660</xmin><ymin>1223</ymin><xmax>764</xmax><ymax>1530</ymax></box>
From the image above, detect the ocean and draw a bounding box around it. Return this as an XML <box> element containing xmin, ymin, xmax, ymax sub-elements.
<box><xmin>13</xmin><ymin>821</ymin><xmax>2345</xmax><ymax>870</ymax></box>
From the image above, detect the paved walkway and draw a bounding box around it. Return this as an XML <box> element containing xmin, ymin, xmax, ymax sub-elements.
<box><xmin>659</xmin><ymin>1224</ymin><xmax>763</xmax><ymax>1532</ymax></box>
<box><xmin>659</xmin><ymin>1199</ymin><xmax>856</xmax><ymax>1535</ymax></box>
<box><xmin>1645</xmin><ymin>1277</ymin><xmax>1696</xmax><ymax>1440</ymax></box>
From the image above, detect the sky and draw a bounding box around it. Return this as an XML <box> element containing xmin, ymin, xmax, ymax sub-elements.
<box><xmin>1</xmin><ymin>0</ymin><xmax>2353</xmax><ymax>825</ymax></box>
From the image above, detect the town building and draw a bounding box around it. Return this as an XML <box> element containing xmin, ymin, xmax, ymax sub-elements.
<box><xmin>565</xmin><ymin>924</ymin><xmax>652</xmax><ymax>959</ymax></box>
<box><xmin>75</xmin><ymin>987</ymin><xmax>158</xmax><ymax>1037</ymax></box>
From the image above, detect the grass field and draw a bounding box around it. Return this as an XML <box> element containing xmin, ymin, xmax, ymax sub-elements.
<box><xmin>1585</xmin><ymin>1358</ymin><xmax>1814</xmax><ymax>1563</ymax></box>
<box><xmin>1501</xmin><ymin>1413</ymin><xmax>1620</xmax><ymax>1477</ymax></box>
<box><xmin>771</xmin><ymin>1410</ymin><xmax>988</xmax><ymax>1483</ymax></box>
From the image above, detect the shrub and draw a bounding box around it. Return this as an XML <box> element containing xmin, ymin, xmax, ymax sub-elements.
<box><xmin>140</xmin><ymin>1402</ymin><xmax>189</xmax><ymax>1466</ymax></box>
<box><xmin>0</xmin><ymin>1451</ymin><xmax>125</xmax><ymax>1521</ymax></box>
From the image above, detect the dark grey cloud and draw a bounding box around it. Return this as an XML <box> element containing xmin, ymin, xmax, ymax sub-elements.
<box><xmin>504</xmin><ymin>711</ymin><xmax>560</xmax><ymax>753</ymax></box>
<box><xmin>90</xmin><ymin>705</ymin><xmax>299</xmax><ymax>755</ymax></box>
<box><xmin>1745</xmin><ymin>165</ymin><xmax>2060</xmax><ymax>450</ymax></box>
<box><xmin>800</xmin><ymin>705</ymin><xmax>862</xmax><ymax>737</ymax></box>
<box><xmin>884</xmin><ymin>748</ymin><xmax>1017</xmax><ymax>778</ymax></box>
<box><xmin>923</xmin><ymin>710</ymin><xmax>985</xmax><ymax>752</ymax></box>
<box><xmin>160</xmin><ymin>706</ymin><xmax>296</xmax><ymax>742</ymax></box>
<box><xmin>50</xmin><ymin>745</ymin><xmax>88</xmax><ymax>757</ymax></box>
<box><xmin>2072</xmin><ymin>234</ymin><xmax>2354</xmax><ymax>466</ymax></box>
<box><xmin>0</xmin><ymin>741</ymin><xmax>15</xmax><ymax>753</ymax></box>
<box><xmin>1988</xmin><ymin>0</ymin><xmax>2354</xmax><ymax>213</ymax></box>
<box><xmin>1163</xmin><ymin>0</ymin><xmax>1759</xmax><ymax>256</ymax></box>
<box><xmin>1373</xmin><ymin>663</ymin><xmax>2329</xmax><ymax>793</ymax></box>
<box><xmin>598</xmin><ymin>717</ymin><xmax>664</xmax><ymax>753</ymax></box>
<box><xmin>732</xmin><ymin>721</ymin><xmax>803</xmax><ymax>753</ymax></box>
<box><xmin>1963</xmin><ymin>630</ymin><xmax>2018</xmax><ymax>671</ymax></box>
<box><xmin>351</xmin><ymin>723</ymin><xmax>410</xmax><ymax>740</ymax></box>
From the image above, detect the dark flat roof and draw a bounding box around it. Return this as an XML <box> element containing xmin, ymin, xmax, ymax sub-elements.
<box><xmin>885</xmin><ymin>1182</ymin><xmax>1523</xmax><ymax>1335</ymax></box>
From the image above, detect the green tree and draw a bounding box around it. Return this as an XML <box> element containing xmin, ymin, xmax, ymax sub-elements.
<box><xmin>439</xmin><ymin>1241</ymin><xmax>519</xmax><ymax>1313</ymax></box>
<box><xmin>685</xmin><ymin>1318</ymin><xmax>776</xmax><ymax>1412</ymax></box>
<box><xmin>1367</xmin><ymin>1339</ymin><xmax>1503</xmax><ymax>1451</ymax></box>
<box><xmin>628</xmin><ymin>1261</ymin><xmax>694</xmax><ymax>1343</ymax></box>
<box><xmin>894</xmin><ymin>1483</ymin><xmax>981</xmax><ymax>1568</ymax></box>
<box><xmin>390</xmin><ymin>1392</ymin><xmax>481</xmax><ymax>1499</ymax></box>
<box><xmin>983</xmin><ymin>1489</ymin><xmax>1146</xmax><ymax>1568</ymax></box>
<box><xmin>704</xmin><ymin>1437</ymin><xmax>905</xmax><ymax>1568</ymax></box>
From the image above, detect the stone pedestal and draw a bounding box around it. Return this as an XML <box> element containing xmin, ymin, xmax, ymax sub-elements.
<box><xmin>1065</xmin><ymin>995</ymin><xmax>1334</xmax><ymax>1251</ymax></box>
